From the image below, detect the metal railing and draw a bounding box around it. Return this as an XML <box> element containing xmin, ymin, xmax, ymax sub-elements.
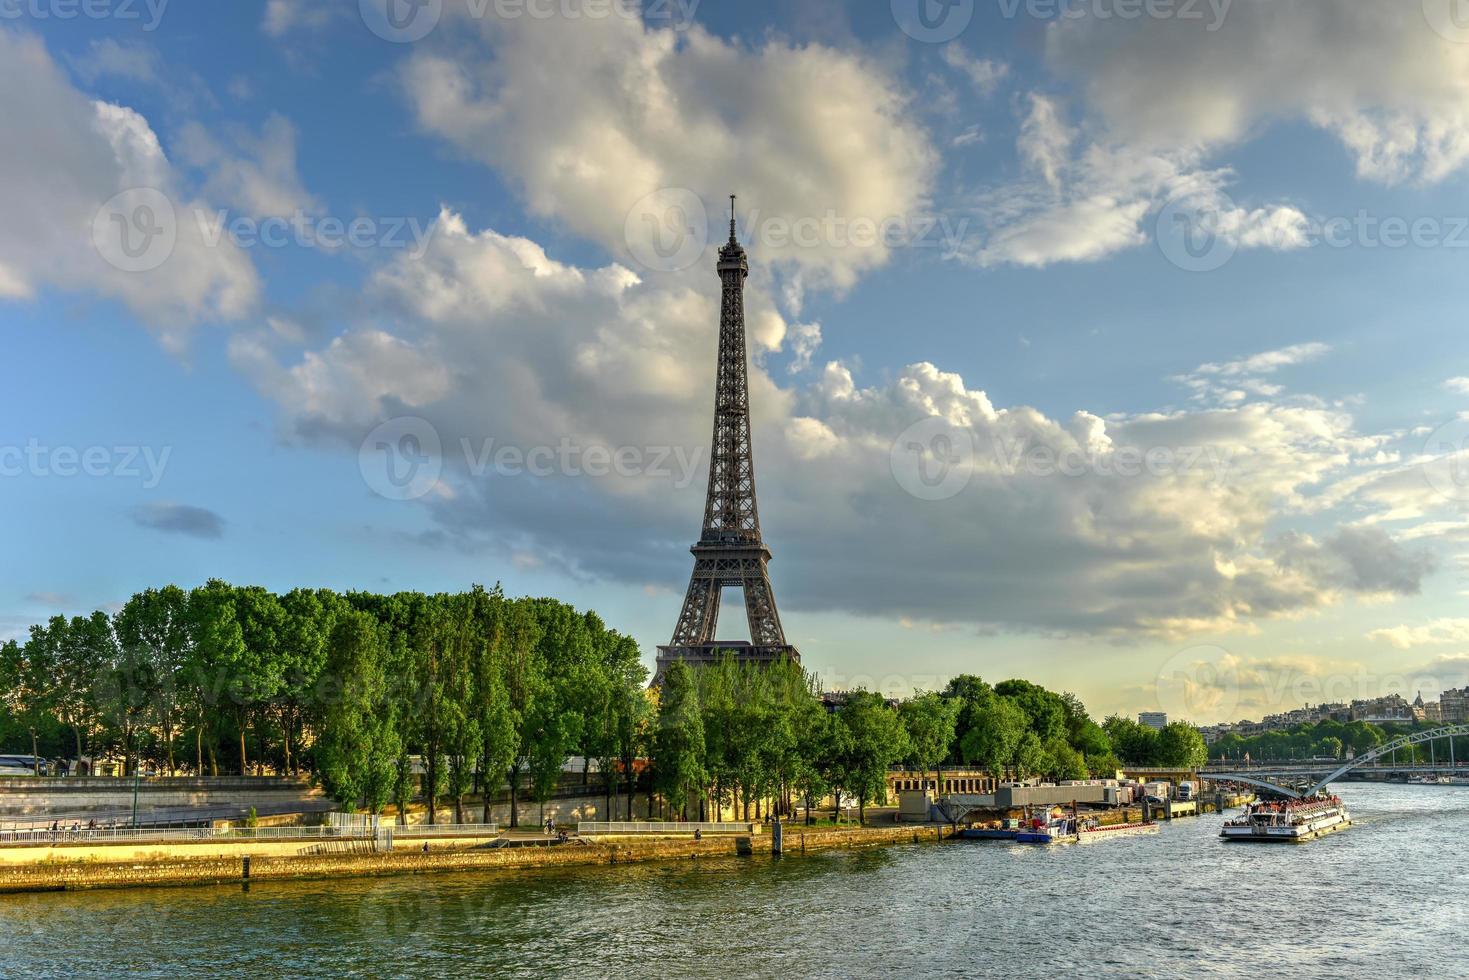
<box><xmin>577</xmin><ymin>821</ymin><xmax>757</xmax><ymax>835</ymax></box>
<box><xmin>0</xmin><ymin>822</ymin><xmax>499</xmax><ymax>847</ymax></box>
<box><xmin>393</xmin><ymin>823</ymin><xmax>499</xmax><ymax>838</ymax></box>
<box><xmin>0</xmin><ymin>776</ymin><xmax>315</xmax><ymax>790</ymax></box>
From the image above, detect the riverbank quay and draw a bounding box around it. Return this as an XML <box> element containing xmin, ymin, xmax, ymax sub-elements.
<box><xmin>950</xmin><ymin>791</ymin><xmax>1253</xmax><ymax>831</ymax></box>
<box><xmin>0</xmin><ymin>822</ymin><xmax>945</xmax><ymax>895</ymax></box>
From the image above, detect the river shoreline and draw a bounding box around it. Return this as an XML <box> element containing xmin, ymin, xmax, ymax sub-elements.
<box><xmin>0</xmin><ymin>823</ymin><xmax>946</xmax><ymax>895</ymax></box>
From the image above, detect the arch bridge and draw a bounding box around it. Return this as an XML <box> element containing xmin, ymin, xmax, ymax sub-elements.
<box><xmin>1204</xmin><ymin>724</ymin><xmax>1469</xmax><ymax>799</ymax></box>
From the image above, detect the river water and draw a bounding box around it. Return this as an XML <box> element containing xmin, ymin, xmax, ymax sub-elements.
<box><xmin>2</xmin><ymin>783</ymin><xmax>1463</xmax><ymax>979</ymax></box>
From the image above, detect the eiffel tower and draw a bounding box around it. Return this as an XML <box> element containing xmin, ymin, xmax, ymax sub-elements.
<box><xmin>655</xmin><ymin>197</ymin><xmax>799</xmax><ymax>681</ymax></box>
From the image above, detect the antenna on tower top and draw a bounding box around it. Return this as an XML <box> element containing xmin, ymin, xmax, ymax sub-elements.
<box><xmin>729</xmin><ymin>194</ymin><xmax>738</xmax><ymax>242</ymax></box>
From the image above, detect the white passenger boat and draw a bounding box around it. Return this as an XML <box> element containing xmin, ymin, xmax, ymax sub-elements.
<box><xmin>1220</xmin><ymin>795</ymin><xmax>1350</xmax><ymax>843</ymax></box>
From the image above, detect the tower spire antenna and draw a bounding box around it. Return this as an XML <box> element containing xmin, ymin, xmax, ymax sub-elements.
<box><xmin>729</xmin><ymin>193</ymin><xmax>738</xmax><ymax>242</ymax></box>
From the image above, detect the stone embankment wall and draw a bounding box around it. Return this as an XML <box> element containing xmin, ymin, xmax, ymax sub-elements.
<box><xmin>0</xmin><ymin>833</ymin><xmax>502</xmax><ymax>866</ymax></box>
<box><xmin>0</xmin><ymin>825</ymin><xmax>943</xmax><ymax>894</ymax></box>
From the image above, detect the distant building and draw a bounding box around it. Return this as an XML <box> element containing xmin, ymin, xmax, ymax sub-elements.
<box><xmin>1350</xmin><ymin>694</ymin><xmax>1413</xmax><ymax>725</ymax></box>
<box><xmin>1139</xmin><ymin>712</ymin><xmax>1168</xmax><ymax>731</ymax></box>
<box><xmin>1441</xmin><ymin>687</ymin><xmax>1469</xmax><ymax>723</ymax></box>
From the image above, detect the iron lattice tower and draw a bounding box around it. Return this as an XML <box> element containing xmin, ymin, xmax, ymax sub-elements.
<box><xmin>656</xmin><ymin>197</ymin><xmax>799</xmax><ymax>681</ymax></box>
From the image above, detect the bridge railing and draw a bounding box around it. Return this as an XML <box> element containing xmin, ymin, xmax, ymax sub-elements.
<box><xmin>1206</xmin><ymin>724</ymin><xmax>1469</xmax><ymax>797</ymax></box>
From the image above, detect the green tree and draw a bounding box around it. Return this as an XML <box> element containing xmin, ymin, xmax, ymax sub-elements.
<box><xmin>653</xmin><ymin>661</ymin><xmax>706</xmax><ymax>820</ymax></box>
<box><xmin>960</xmin><ymin>697</ymin><xmax>1027</xmax><ymax>778</ymax></box>
<box><xmin>942</xmin><ymin>674</ymin><xmax>994</xmax><ymax>761</ymax></box>
<box><xmin>224</xmin><ymin>584</ymin><xmax>287</xmax><ymax>775</ymax></box>
<box><xmin>466</xmin><ymin>585</ymin><xmax>518</xmax><ymax>825</ymax></box>
<box><xmin>113</xmin><ymin>586</ymin><xmax>191</xmax><ymax>774</ymax></box>
<box><xmin>1156</xmin><ymin>722</ymin><xmax>1207</xmax><ymax>769</ymax></box>
<box><xmin>995</xmin><ymin>679</ymin><xmax>1067</xmax><ymax>742</ymax></box>
<box><xmin>1103</xmin><ymin>715</ymin><xmax>1159</xmax><ymax>767</ymax></box>
<box><xmin>24</xmin><ymin>616</ymin><xmax>98</xmax><ymax>767</ymax></box>
<box><xmin>314</xmin><ymin>610</ymin><xmax>400</xmax><ymax>812</ymax></box>
<box><xmin>186</xmin><ymin>582</ymin><xmax>247</xmax><ymax>776</ymax></box>
<box><xmin>899</xmin><ymin>691</ymin><xmax>959</xmax><ymax>791</ymax></box>
<box><xmin>1042</xmin><ymin>737</ymin><xmax>1086</xmax><ymax>781</ymax></box>
<box><xmin>837</xmin><ymin>691</ymin><xmax>909</xmax><ymax>825</ymax></box>
<box><xmin>274</xmin><ymin>588</ymin><xmax>335</xmax><ymax>776</ymax></box>
<box><xmin>1013</xmin><ymin>731</ymin><xmax>1047</xmax><ymax>778</ymax></box>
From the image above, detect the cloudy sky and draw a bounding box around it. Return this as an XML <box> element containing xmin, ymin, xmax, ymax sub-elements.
<box><xmin>6</xmin><ymin>0</ymin><xmax>1469</xmax><ymax>723</ymax></box>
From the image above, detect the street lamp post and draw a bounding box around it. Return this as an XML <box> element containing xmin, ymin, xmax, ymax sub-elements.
<box><xmin>28</xmin><ymin>728</ymin><xmax>38</xmax><ymax>777</ymax></box>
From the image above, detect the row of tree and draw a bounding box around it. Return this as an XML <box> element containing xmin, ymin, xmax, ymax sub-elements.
<box><xmin>1208</xmin><ymin>718</ymin><xmax>1441</xmax><ymax>762</ymax></box>
<box><xmin>0</xmin><ymin>582</ymin><xmax>645</xmax><ymax>825</ymax></box>
<box><xmin>647</xmin><ymin>667</ymin><xmax>1208</xmax><ymax>824</ymax></box>
<box><xmin>1</xmin><ymin>581</ymin><xmax>1208</xmax><ymax>824</ymax></box>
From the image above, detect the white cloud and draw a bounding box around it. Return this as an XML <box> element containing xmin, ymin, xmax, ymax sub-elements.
<box><xmin>263</xmin><ymin>0</ymin><xmax>333</xmax><ymax>37</ymax></box>
<box><xmin>1018</xmin><ymin>94</ymin><xmax>1072</xmax><ymax>193</ymax></box>
<box><xmin>966</xmin><ymin>97</ymin><xmax>1309</xmax><ymax>269</ymax></box>
<box><xmin>177</xmin><ymin>113</ymin><xmax>319</xmax><ymax>218</ymax></box>
<box><xmin>1368</xmin><ymin>618</ymin><xmax>1469</xmax><ymax>650</ymax></box>
<box><xmin>1195</xmin><ymin>342</ymin><xmax>1331</xmax><ymax>378</ymax></box>
<box><xmin>785</xmin><ymin>322</ymin><xmax>822</xmax><ymax>375</ymax></box>
<box><xmin>239</xmin><ymin>210</ymin><xmax>1436</xmax><ymax>639</ymax></box>
<box><xmin>398</xmin><ymin>11</ymin><xmax>936</xmax><ymax>296</ymax></box>
<box><xmin>73</xmin><ymin>38</ymin><xmax>160</xmax><ymax>85</ymax></box>
<box><xmin>1045</xmin><ymin>0</ymin><xmax>1469</xmax><ymax>185</ymax></box>
<box><xmin>0</xmin><ymin>31</ymin><xmax>258</xmax><ymax>343</ymax></box>
<box><xmin>942</xmin><ymin>45</ymin><xmax>1008</xmax><ymax>96</ymax></box>
<box><xmin>1445</xmin><ymin>377</ymin><xmax>1469</xmax><ymax>396</ymax></box>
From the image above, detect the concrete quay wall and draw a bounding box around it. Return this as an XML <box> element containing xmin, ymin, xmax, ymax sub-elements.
<box><xmin>0</xmin><ymin>824</ymin><xmax>944</xmax><ymax>894</ymax></box>
<box><xmin>0</xmin><ymin>833</ymin><xmax>502</xmax><ymax>866</ymax></box>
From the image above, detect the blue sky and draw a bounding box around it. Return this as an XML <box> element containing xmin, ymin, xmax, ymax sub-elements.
<box><xmin>6</xmin><ymin>0</ymin><xmax>1469</xmax><ymax>723</ymax></box>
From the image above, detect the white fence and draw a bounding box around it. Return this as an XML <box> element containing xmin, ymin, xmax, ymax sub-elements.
<box><xmin>577</xmin><ymin>821</ymin><xmax>757</xmax><ymax>836</ymax></box>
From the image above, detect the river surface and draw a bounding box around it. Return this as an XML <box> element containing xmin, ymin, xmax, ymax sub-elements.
<box><xmin>1</xmin><ymin>783</ymin><xmax>1464</xmax><ymax>978</ymax></box>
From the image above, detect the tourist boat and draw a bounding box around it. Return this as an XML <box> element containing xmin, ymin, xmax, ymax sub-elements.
<box><xmin>1219</xmin><ymin>795</ymin><xmax>1350</xmax><ymax>843</ymax></box>
<box><xmin>1407</xmin><ymin>774</ymin><xmax>1450</xmax><ymax>785</ymax></box>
